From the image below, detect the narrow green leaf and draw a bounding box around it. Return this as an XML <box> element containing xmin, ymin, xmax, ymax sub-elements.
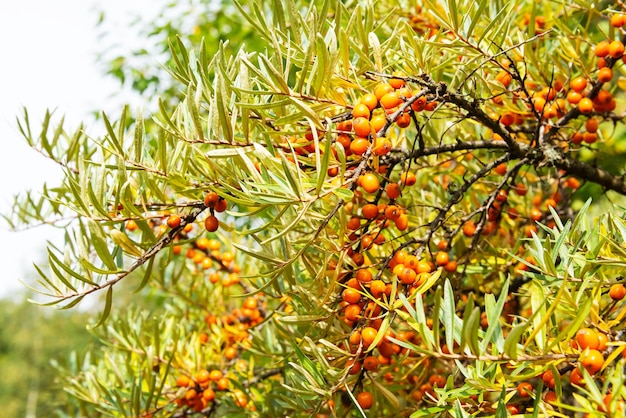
<box><xmin>93</xmin><ymin>286</ymin><xmax>113</xmax><ymax>328</ymax></box>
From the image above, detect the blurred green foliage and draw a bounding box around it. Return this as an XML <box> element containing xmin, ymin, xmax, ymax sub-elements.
<box><xmin>0</xmin><ymin>296</ymin><xmax>99</xmax><ymax>417</ymax></box>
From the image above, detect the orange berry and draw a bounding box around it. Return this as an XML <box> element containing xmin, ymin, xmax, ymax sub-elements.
<box><xmin>353</xmin><ymin>117</ymin><xmax>372</xmax><ymax>138</ymax></box>
<box><xmin>360</xmin><ymin>172</ymin><xmax>380</xmax><ymax>193</ymax></box>
<box><xmin>544</xmin><ymin>391</ymin><xmax>557</xmax><ymax>404</ymax></box>
<box><xmin>385</xmin><ymin>205</ymin><xmax>402</xmax><ymax>221</ymax></box>
<box><xmin>363</xmin><ymin>355</ymin><xmax>379</xmax><ymax>371</ymax></box>
<box><xmin>350</xmin><ymin>137</ymin><xmax>370</xmax><ymax>155</ymax></box>
<box><xmin>570</xmin><ymin>367</ymin><xmax>585</xmax><ymax>386</ymax></box>
<box><xmin>571</xmin><ymin>131</ymin><xmax>584</xmax><ymax>144</ymax></box>
<box><xmin>608</xmin><ymin>40</ymin><xmax>625</xmax><ymax>58</ymax></box>
<box><xmin>347</xmin><ymin>359</ymin><xmax>362</xmax><ymax>375</ymax></box>
<box><xmin>517</xmin><ymin>382</ymin><xmax>533</xmax><ymax>397</ymax></box>
<box><xmin>360</xmin><ymin>93</ymin><xmax>379</xmax><ymax>111</ymax></box>
<box><xmin>598</xmin><ymin>67</ymin><xmax>613</xmax><ymax>83</ymax></box>
<box><xmin>167</xmin><ymin>214</ymin><xmax>182</xmax><ymax>229</ymax></box>
<box><xmin>361</xmin><ymin>203</ymin><xmax>379</xmax><ymax>219</ymax></box>
<box><xmin>444</xmin><ymin>260</ymin><xmax>457</xmax><ymax>273</ymax></box>
<box><xmin>361</xmin><ymin>327</ymin><xmax>378</xmax><ymax>348</ymax></box>
<box><xmin>398</xmin><ymin>267</ymin><xmax>417</xmax><ymax>284</ymax></box>
<box><xmin>596</xmin><ymin>333</ymin><xmax>608</xmax><ymax>351</ymax></box>
<box><xmin>585</xmin><ymin>118</ymin><xmax>599</xmax><ymax>133</ymax></box>
<box><xmin>370</xmin><ymin>114</ymin><xmax>386</xmax><ymax>132</ymax></box>
<box><xmin>125</xmin><ymin>219</ymin><xmax>138</xmax><ymax>231</ymax></box>
<box><xmin>395</xmin><ymin>112</ymin><xmax>411</xmax><ymax>128</ymax></box>
<box><xmin>389</xmin><ymin>74</ymin><xmax>406</xmax><ymax>89</ymax></box>
<box><xmin>369</xmin><ymin>280</ymin><xmax>386</xmax><ymax>298</ymax></box>
<box><xmin>570</xmin><ymin>76</ymin><xmax>588</xmax><ymax>93</ymax></box>
<box><xmin>342</xmin><ymin>288</ymin><xmax>362</xmax><ymax>304</ymax></box>
<box><xmin>216</xmin><ymin>377</ymin><xmax>229</xmax><ymax>391</ymax></box>
<box><xmin>494</xmin><ymin>163</ymin><xmax>507</xmax><ymax>175</ymax></box>
<box><xmin>567</xmin><ymin>90</ymin><xmax>582</xmax><ymax>104</ymax></box>
<box><xmin>495</xmin><ymin>70</ymin><xmax>512</xmax><ymax>87</ymax></box>
<box><xmin>580</xmin><ymin>349</ymin><xmax>604</xmax><ymax>374</ymax></box>
<box><xmin>578</xmin><ymin>97</ymin><xmax>593</xmax><ymax>114</ymax></box>
<box><xmin>611</xmin><ymin>14</ymin><xmax>625</xmax><ymax>28</ymax></box>
<box><xmin>435</xmin><ymin>251</ymin><xmax>450</xmax><ymax>266</ymax></box>
<box><xmin>395</xmin><ymin>213</ymin><xmax>409</xmax><ymax>231</ymax></box>
<box><xmin>347</xmin><ymin>216</ymin><xmax>361</xmax><ymax>230</ymax></box>
<box><xmin>373</xmin><ymin>137</ymin><xmax>392</xmax><ymax>156</ymax></box>
<box><xmin>214</xmin><ymin>199</ymin><xmax>227</xmax><ymax>213</ymax></box>
<box><xmin>386</xmin><ymin>183</ymin><xmax>402</xmax><ymax>199</ymax></box>
<box><xmin>185</xmin><ymin>388</ymin><xmax>198</xmax><ymax>401</ymax></box>
<box><xmin>204</xmin><ymin>191</ymin><xmax>219</xmax><ymax>207</ymax></box>
<box><xmin>352</xmin><ymin>103</ymin><xmax>371</xmax><ymax>119</ymax></box>
<box><xmin>176</xmin><ymin>375</ymin><xmax>191</xmax><ymax>387</ymax></box>
<box><xmin>380</xmin><ymin>91</ymin><xmax>403</xmax><ymax>109</ymax></box>
<box><xmin>566</xmin><ymin>177</ymin><xmax>581</xmax><ymax>189</ymax></box>
<box><xmin>344</xmin><ymin>304</ymin><xmax>361</xmax><ymax>322</ymax></box>
<box><xmin>595</xmin><ymin>40</ymin><xmax>610</xmax><ymax>58</ymax></box>
<box><xmin>205</xmin><ymin>215</ymin><xmax>219</xmax><ymax>232</ymax></box>
<box><xmin>202</xmin><ymin>388</ymin><xmax>215</xmax><ymax>402</ymax></box>
<box><xmin>400</xmin><ymin>171</ymin><xmax>416</xmax><ymax>186</ymax></box>
<box><xmin>356</xmin><ymin>391</ymin><xmax>374</xmax><ymax>409</ymax></box>
<box><xmin>209</xmin><ymin>369</ymin><xmax>223</xmax><ymax>381</ymax></box>
<box><xmin>576</xmin><ymin>328</ymin><xmax>600</xmax><ymax>350</ymax></box>
<box><xmin>610</xmin><ymin>283</ymin><xmax>626</xmax><ymax>300</ymax></box>
<box><xmin>374</xmin><ymin>83</ymin><xmax>394</xmax><ymax>100</ymax></box>
<box><xmin>356</xmin><ymin>268</ymin><xmax>373</xmax><ymax>283</ymax></box>
<box><xmin>336</xmin><ymin>133</ymin><xmax>351</xmax><ymax>150</ymax></box>
<box><xmin>195</xmin><ymin>369</ymin><xmax>210</xmax><ymax>385</ymax></box>
<box><xmin>224</xmin><ymin>346</ymin><xmax>238</xmax><ymax>360</ymax></box>
<box><xmin>462</xmin><ymin>221</ymin><xmax>476</xmax><ymax>237</ymax></box>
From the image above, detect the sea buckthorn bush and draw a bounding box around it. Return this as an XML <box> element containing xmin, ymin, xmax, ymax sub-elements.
<box><xmin>8</xmin><ymin>0</ymin><xmax>626</xmax><ymax>416</ymax></box>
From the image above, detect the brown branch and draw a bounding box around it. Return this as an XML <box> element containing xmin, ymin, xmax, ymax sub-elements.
<box><xmin>53</xmin><ymin>204</ymin><xmax>207</xmax><ymax>306</ymax></box>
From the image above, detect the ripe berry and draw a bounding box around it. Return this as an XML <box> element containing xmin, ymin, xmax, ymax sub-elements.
<box><xmin>361</xmin><ymin>327</ymin><xmax>378</xmax><ymax>348</ymax></box>
<box><xmin>356</xmin><ymin>391</ymin><xmax>374</xmax><ymax>409</ymax></box>
<box><xmin>353</xmin><ymin>117</ymin><xmax>372</xmax><ymax>138</ymax></box>
<box><xmin>570</xmin><ymin>76</ymin><xmax>587</xmax><ymax>93</ymax></box>
<box><xmin>608</xmin><ymin>40</ymin><xmax>625</xmax><ymax>58</ymax></box>
<box><xmin>176</xmin><ymin>375</ymin><xmax>191</xmax><ymax>387</ymax></box>
<box><xmin>380</xmin><ymin>91</ymin><xmax>403</xmax><ymax>109</ymax></box>
<box><xmin>389</xmin><ymin>74</ymin><xmax>406</xmax><ymax>89</ymax></box>
<box><xmin>352</xmin><ymin>103</ymin><xmax>371</xmax><ymax>119</ymax></box>
<box><xmin>350</xmin><ymin>137</ymin><xmax>370</xmax><ymax>155</ymax></box>
<box><xmin>195</xmin><ymin>369</ymin><xmax>210</xmax><ymax>385</ymax></box>
<box><xmin>435</xmin><ymin>251</ymin><xmax>450</xmax><ymax>266</ymax></box>
<box><xmin>462</xmin><ymin>221</ymin><xmax>477</xmax><ymax>237</ymax></box>
<box><xmin>400</xmin><ymin>171</ymin><xmax>416</xmax><ymax>186</ymax></box>
<box><xmin>517</xmin><ymin>382</ymin><xmax>533</xmax><ymax>397</ymax></box>
<box><xmin>204</xmin><ymin>191</ymin><xmax>219</xmax><ymax>207</ymax></box>
<box><xmin>385</xmin><ymin>183</ymin><xmax>402</xmax><ymax>199</ymax></box>
<box><xmin>361</xmin><ymin>203</ymin><xmax>379</xmax><ymax>219</ymax></box>
<box><xmin>585</xmin><ymin>118</ymin><xmax>599</xmax><ymax>133</ymax></box>
<box><xmin>360</xmin><ymin>173</ymin><xmax>380</xmax><ymax>193</ymax></box>
<box><xmin>611</xmin><ymin>14</ymin><xmax>625</xmax><ymax>28</ymax></box>
<box><xmin>580</xmin><ymin>348</ymin><xmax>604</xmax><ymax>374</ymax></box>
<box><xmin>595</xmin><ymin>40</ymin><xmax>610</xmax><ymax>58</ymax></box>
<box><xmin>167</xmin><ymin>214</ymin><xmax>182</xmax><ymax>229</ymax></box>
<box><xmin>374</xmin><ymin>83</ymin><xmax>394</xmax><ymax>100</ymax></box>
<box><xmin>360</xmin><ymin>93</ymin><xmax>379</xmax><ymax>111</ymax></box>
<box><xmin>205</xmin><ymin>215</ymin><xmax>219</xmax><ymax>232</ymax></box>
<box><xmin>578</xmin><ymin>98</ymin><xmax>593</xmax><ymax>114</ymax></box>
<box><xmin>610</xmin><ymin>283</ymin><xmax>626</xmax><ymax>300</ymax></box>
<box><xmin>598</xmin><ymin>67</ymin><xmax>613</xmax><ymax>83</ymax></box>
<box><xmin>214</xmin><ymin>198</ymin><xmax>227</xmax><ymax>213</ymax></box>
<box><xmin>363</xmin><ymin>355</ymin><xmax>379</xmax><ymax>371</ymax></box>
<box><xmin>342</xmin><ymin>288</ymin><xmax>361</xmax><ymax>304</ymax></box>
<box><xmin>576</xmin><ymin>328</ymin><xmax>599</xmax><ymax>350</ymax></box>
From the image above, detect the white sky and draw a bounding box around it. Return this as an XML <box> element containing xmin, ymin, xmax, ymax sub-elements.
<box><xmin>0</xmin><ymin>0</ymin><xmax>163</xmax><ymax>296</ymax></box>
